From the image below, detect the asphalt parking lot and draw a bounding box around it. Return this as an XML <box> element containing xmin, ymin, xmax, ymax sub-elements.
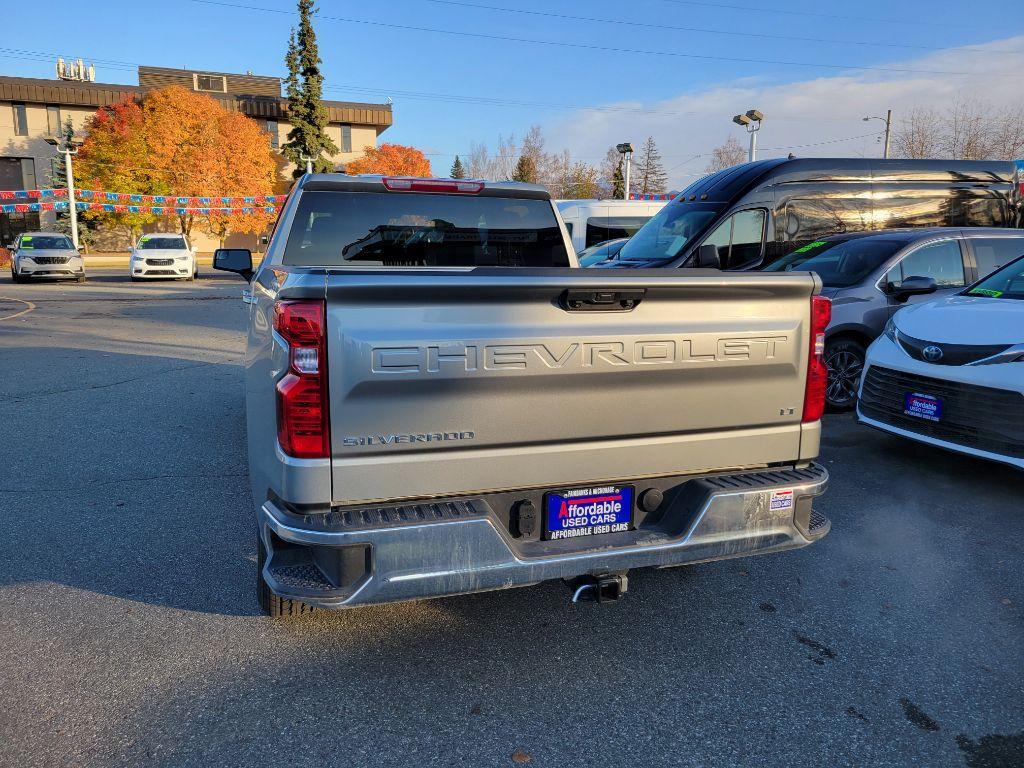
<box><xmin>1</xmin><ymin>269</ymin><xmax>1022</xmax><ymax>768</ymax></box>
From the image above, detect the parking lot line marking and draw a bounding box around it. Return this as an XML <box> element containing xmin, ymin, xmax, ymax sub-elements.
<box><xmin>0</xmin><ymin>297</ymin><xmax>36</xmax><ymax>321</ymax></box>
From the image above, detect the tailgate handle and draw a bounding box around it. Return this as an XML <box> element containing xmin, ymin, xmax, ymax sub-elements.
<box><xmin>561</xmin><ymin>288</ymin><xmax>645</xmax><ymax>312</ymax></box>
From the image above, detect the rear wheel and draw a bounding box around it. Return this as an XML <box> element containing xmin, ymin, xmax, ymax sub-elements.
<box><xmin>256</xmin><ymin>531</ymin><xmax>314</xmax><ymax>619</ymax></box>
<box><xmin>825</xmin><ymin>339</ymin><xmax>865</xmax><ymax>412</ymax></box>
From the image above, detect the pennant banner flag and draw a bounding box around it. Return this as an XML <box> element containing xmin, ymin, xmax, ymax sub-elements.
<box><xmin>1</xmin><ymin>188</ymin><xmax>287</xmax><ymax>206</ymax></box>
<box><xmin>3</xmin><ymin>201</ymin><xmax>280</xmax><ymax>215</ymax></box>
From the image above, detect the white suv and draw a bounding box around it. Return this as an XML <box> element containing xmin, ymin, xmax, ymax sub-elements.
<box><xmin>10</xmin><ymin>232</ymin><xmax>85</xmax><ymax>283</ymax></box>
<box><xmin>130</xmin><ymin>234</ymin><xmax>197</xmax><ymax>281</ymax></box>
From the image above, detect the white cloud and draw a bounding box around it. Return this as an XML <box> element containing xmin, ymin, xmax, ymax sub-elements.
<box><xmin>542</xmin><ymin>36</ymin><xmax>1024</xmax><ymax>188</ymax></box>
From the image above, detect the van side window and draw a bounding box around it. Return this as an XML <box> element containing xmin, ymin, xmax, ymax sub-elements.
<box><xmin>950</xmin><ymin>197</ymin><xmax>1006</xmax><ymax>227</ymax></box>
<box><xmin>885</xmin><ymin>240</ymin><xmax>966</xmax><ymax>288</ymax></box>
<box><xmin>783</xmin><ymin>198</ymin><xmax>871</xmax><ymax>241</ymax></box>
<box><xmin>700</xmin><ymin>209</ymin><xmax>766</xmax><ymax>269</ymax></box>
<box><xmin>970</xmin><ymin>237</ymin><xmax>1024</xmax><ymax>279</ymax></box>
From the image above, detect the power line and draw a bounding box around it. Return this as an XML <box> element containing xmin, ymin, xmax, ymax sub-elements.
<box><xmin>0</xmin><ymin>46</ymin><xmax>882</xmax><ymax>124</ymax></box>
<box><xmin>656</xmin><ymin>0</ymin><xmax>962</xmax><ymax>27</ymax></box>
<box><xmin>187</xmin><ymin>0</ymin><xmax>979</xmax><ymax>76</ymax></box>
<box><xmin>412</xmin><ymin>0</ymin><xmax>1024</xmax><ymax>56</ymax></box>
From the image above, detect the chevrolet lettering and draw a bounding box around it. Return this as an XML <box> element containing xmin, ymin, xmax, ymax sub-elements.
<box><xmin>370</xmin><ymin>335</ymin><xmax>791</xmax><ymax>375</ymax></box>
<box><xmin>215</xmin><ymin>173</ymin><xmax>830</xmax><ymax>618</ymax></box>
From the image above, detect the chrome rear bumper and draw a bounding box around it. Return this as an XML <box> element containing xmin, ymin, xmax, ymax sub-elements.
<box><xmin>259</xmin><ymin>463</ymin><xmax>829</xmax><ymax>609</ymax></box>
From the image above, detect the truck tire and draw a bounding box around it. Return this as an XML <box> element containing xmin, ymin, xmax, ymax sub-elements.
<box><xmin>824</xmin><ymin>338</ymin><xmax>865</xmax><ymax>412</ymax></box>
<box><xmin>256</xmin><ymin>531</ymin><xmax>315</xmax><ymax>618</ymax></box>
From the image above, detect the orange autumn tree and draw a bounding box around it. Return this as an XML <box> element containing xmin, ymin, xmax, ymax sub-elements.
<box><xmin>76</xmin><ymin>97</ymin><xmax>159</xmax><ymax>240</ymax></box>
<box><xmin>78</xmin><ymin>86</ymin><xmax>278</xmax><ymax>246</ymax></box>
<box><xmin>345</xmin><ymin>143</ymin><xmax>432</xmax><ymax>177</ymax></box>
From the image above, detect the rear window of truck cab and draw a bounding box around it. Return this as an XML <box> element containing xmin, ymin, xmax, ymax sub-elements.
<box><xmin>282</xmin><ymin>191</ymin><xmax>570</xmax><ymax>267</ymax></box>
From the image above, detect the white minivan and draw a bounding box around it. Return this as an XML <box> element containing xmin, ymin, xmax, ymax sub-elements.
<box><xmin>554</xmin><ymin>200</ymin><xmax>668</xmax><ymax>253</ymax></box>
<box><xmin>130</xmin><ymin>233</ymin><xmax>198</xmax><ymax>281</ymax></box>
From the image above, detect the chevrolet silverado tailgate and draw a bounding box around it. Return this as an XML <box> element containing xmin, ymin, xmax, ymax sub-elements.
<box><xmin>325</xmin><ymin>268</ymin><xmax>817</xmax><ymax>504</ymax></box>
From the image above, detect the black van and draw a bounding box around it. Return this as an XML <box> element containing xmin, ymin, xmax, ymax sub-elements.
<box><xmin>597</xmin><ymin>158</ymin><xmax>1021</xmax><ymax>269</ymax></box>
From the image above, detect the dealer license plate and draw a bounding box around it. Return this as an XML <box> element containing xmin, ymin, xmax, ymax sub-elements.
<box><xmin>543</xmin><ymin>485</ymin><xmax>634</xmax><ymax>541</ymax></box>
<box><xmin>904</xmin><ymin>392</ymin><xmax>942</xmax><ymax>422</ymax></box>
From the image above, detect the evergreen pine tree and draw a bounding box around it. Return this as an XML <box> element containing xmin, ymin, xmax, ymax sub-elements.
<box><xmin>282</xmin><ymin>0</ymin><xmax>338</xmax><ymax>177</ymax></box>
<box><xmin>450</xmin><ymin>155</ymin><xmax>466</xmax><ymax>178</ymax></box>
<box><xmin>611</xmin><ymin>159</ymin><xmax>625</xmax><ymax>199</ymax></box>
<box><xmin>511</xmin><ymin>154</ymin><xmax>537</xmax><ymax>183</ymax></box>
<box><xmin>634</xmin><ymin>136</ymin><xmax>669</xmax><ymax>195</ymax></box>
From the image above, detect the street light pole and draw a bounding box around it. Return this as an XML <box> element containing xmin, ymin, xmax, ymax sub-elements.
<box><xmin>732</xmin><ymin>110</ymin><xmax>764</xmax><ymax>163</ymax></box>
<box><xmin>883</xmin><ymin>108</ymin><xmax>892</xmax><ymax>159</ymax></box>
<box><xmin>46</xmin><ymin>133</ymin><xmax>82</xmax><ymax>249</ymax></box>
<box><xmin>863</xmin><ymin>110</ymin><xmax>893</xmax><ymax>159</ymax></box>
<box><xmin>300</xmin><ymin>153</ymin><xmax>313</xmax><ymax>175</ymax></box>
<box><xmin>63</xmin><ymin>146</ymin><xmax>79</xmax><ymax>249</ymax></box>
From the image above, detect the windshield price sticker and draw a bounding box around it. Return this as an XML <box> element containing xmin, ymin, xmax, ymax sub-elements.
<box><xmin>544</xmin><ymin>486</ymin><xmax>633</xmax><ymax>540</ymax></box>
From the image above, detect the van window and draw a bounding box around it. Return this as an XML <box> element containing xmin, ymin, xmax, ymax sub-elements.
<box><xmin>784</xmin><ymin>198</ymin><xmax>871</xmax><ymax>241</ymax></box>
<box><xmin>584</xmin><ymin>216</ymin><xmax>651</xmax><ymax>248</ymax></box>
<box><xmin>950</xmin><ymin>197</ymin><xmax>1006</xmax><ymax>227</ymax></box>
<box><xmin>971</xmin><ymin>237</ymin><xmax>1024</xmax><ymax>279</ymax></box>
<box><xmin>876</xmin><ymin>198</ymin><xmax>945</xmax><ymax>229</ymax></box>
<box><xmin>701</xmin><ymin>209</ymin><xmax>765</xmax><ymax>269</ymax></box>
<box><xmin>283</xmin><ymin>191</ymin><xmax>570</xmax><ymax>267</ymax></box>
<box><xmin>885</xmin><ymin>240</ymin><xmax>966</xmax><ymax>288</ymax></box>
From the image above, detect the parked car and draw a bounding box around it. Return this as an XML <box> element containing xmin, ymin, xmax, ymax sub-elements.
<box><xmin>130</xmin><ymin>233</ymin><xmax>197</xmax><ymax>281</ymax></box>
<box><xmin>595</xmin><ymin>158</ymin><xmax>1020</xmax><ymax>270</ymax></box>
<box><xmin>555</xmin><ymin>199</ymin><xmax>667</xmax><ymax>253</ymax></box>
<box><xmin>578</xmin><ymin>237</ymin><xmax>628</xmax><ymax>267</ymax></box>
<box><xmin>9</xmin><ymin>232</ymin><xmax>85</xmax><ymax>283</ymax></box>
<box><xmin>762</xmin><ymin>227</ymin><xmax>1024</xmax><ymax>410</ymax></box>
<box><xmin>214</xmin><ymin>173</ymin><xmax>830</xmax><ymax>617</ymax></box>
<box><xmin>857</xmin><ymin>255</ymin><xmax>1024</xmax><ymax>470</ymax></box>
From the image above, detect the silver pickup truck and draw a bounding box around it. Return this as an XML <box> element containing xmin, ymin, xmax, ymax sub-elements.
<box><xmin>215</xmin><ymin>174</ymin><xmax>831</xmax><ymax>617</ymax></box>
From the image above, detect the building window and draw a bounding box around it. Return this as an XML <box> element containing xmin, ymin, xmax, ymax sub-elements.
<box><xmin>193</xmin><ymin>74</ymin><xmax>227</xmax><ymax>93</ymax></box>
<box><xmin>46</xmin><ymin>105</ymin><xmax>63</xmax><ymax>136</ymax></box>
<box><xmin>12</xmin><ymin>103</ymin><xmax>28</xmax><ymax>136</ymax></box>
<box><xmin>20</xmin><ymin>158</ymin><xmax>36</xmax><ymax>190</ymax></box>
<box><xmin>266</xmin><ymin>119</ymin><xmax>279</xmax><ymax>149</ymax></box>
<box><xmin>341</xmin><ymin>124</ymin><xmax>352</xmax><ymax>153</ymax></box>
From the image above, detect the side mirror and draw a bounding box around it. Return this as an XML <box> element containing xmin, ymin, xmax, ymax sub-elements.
<box><xmin>892</xmin><ymin>275</ymin><xmax>938</xmax><ymax>301</ymax></box>
<box><xmin>695</xmin><ymin>243</ymin><xmax>721</xmax><ymax>269</ymax></box>
<box><xmin>213</xmin><ymin>248</ymin><xmax>254</xmax><ymax>280</ymax></box>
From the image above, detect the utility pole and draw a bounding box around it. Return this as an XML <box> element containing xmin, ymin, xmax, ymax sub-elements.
<box><xmin>863</xmin><ymin>110</ymin><xmax>893</xmax><ymax>159</ymax></box>
<box><xmin>732</xmin><ymin>109</ymin><xmax>764</xmax><ymax>163</ymax></box>
<box><xmin>45</xmin><ymin>133</ymin><xmax>82</xmax><ymax>248</ymax></box>
<box><xmin>616</xmin><ymin>142</ymin><xmax>634</xmax><ymax>200</ymax></box>
<box><xmin>300</xmin><ymin>153</ymin><xmax>313</xmax><ymax>175</ymax></box>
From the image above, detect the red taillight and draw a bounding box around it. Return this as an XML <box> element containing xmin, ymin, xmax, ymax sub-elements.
<box><xmin>274</xmin><ymin>300</ymin><xmax>329</xmax><ymax>458</ymax></box>
<box><xmin>381</xmin><ymin>177</ymin><xmax>485</xmax><ymax>194</ymax></box>
<box><xmin>802</xmin><ymin>295</ymin><xmax>832</xmax><ymax>423</ymax></box>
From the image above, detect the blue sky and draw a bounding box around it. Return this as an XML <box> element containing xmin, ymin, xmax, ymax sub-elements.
<box><xmin>5</xmin><ymin>0</ymin><xmax>1024</xmax><ymax>183</ymax></box>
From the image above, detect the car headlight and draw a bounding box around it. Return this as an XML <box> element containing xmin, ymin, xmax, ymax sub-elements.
<box><xmin>883</xmin><ymin>317</ymin><xmax>899</xmax><ymax>344</ymax></box>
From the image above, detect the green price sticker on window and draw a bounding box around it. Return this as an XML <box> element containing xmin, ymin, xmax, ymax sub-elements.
<box><xmin>969</xmin><ymin>288</ymin><xmax>1003</xmax><ymax>298</ymax></box>
<box><xmin>793</xmin><ymin>240</ymin><xmax>826</xmax><ymax>254</ymax></box>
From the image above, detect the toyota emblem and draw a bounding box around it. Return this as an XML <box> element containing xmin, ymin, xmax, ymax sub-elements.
<box><xmin>922</xmin><ymin>345</ymin><xmax>943</xmax><ymax>362</ymax></box>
